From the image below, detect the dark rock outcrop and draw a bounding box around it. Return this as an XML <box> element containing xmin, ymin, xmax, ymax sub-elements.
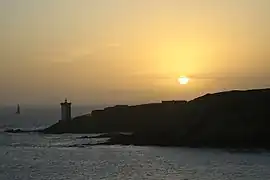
<box><xmin>4</xmin><ymin>128</ymin><xmax>43</xmax><ymax>133</ymax></box>
<box><xmin>40</xmin><ymin>88</ymin><xmax>270</xmax><ymax>148</ymax></box>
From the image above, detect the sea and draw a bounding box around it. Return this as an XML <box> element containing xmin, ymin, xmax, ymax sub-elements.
<box><xmin>1</xmin><ymin>106</ymin><xmax>270</xmax><ymax>180</ymax></box>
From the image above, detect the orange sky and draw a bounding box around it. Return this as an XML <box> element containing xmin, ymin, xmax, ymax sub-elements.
<box><xmin>1</xmin><ymin>0</ymin><xmax>270</xmax><ymax>105</ymax></box>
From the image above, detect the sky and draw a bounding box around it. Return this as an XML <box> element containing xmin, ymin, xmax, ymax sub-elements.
<box><xmin>1</xmin><ymin>0</ymin><xmax>270</xmax><ymax>105</ymax></box>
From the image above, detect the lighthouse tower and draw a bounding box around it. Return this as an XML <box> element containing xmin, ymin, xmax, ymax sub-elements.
<box><xmin>60</xmin><ymin>98</ymin><xmax>72</xmax><ymax>121</ymax></box>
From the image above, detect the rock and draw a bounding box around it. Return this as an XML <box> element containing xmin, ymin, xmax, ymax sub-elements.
<box><xmin>40</xmin><ymin>88</ymin><xmax>270</xmax><ymax>149</ymax></box>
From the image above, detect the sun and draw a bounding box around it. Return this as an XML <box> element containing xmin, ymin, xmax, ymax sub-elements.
<box><xmin>178</xmin><ymin>76</ymin><xmax>189</xmax><ymax>85</ymax></box>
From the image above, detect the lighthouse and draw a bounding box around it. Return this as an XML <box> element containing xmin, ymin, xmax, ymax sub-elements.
<box><xmin>60</xmin><ymin>98</ymin><xmax>72</xmax><ymax>121</ymax></box>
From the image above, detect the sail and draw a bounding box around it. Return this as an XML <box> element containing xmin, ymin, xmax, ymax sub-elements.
<box><xmin>16</xmin><ymin>104</ymin><xmax>20</xmax><ymax>114</ymax></box>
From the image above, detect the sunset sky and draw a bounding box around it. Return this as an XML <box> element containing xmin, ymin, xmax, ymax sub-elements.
<box><xmin>1</xmin><ymin>0</ymin><xmax>270</xmax><ymax>105</ymax></box>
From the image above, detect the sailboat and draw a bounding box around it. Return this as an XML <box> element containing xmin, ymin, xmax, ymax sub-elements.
<box><xmin>16</xmin><ymin>104</ymin><xmax>20</xmax><ymax>114</ymax></box>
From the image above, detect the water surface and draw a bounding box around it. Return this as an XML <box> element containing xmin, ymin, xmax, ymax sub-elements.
<box><xmin>1</xmin><ymin>107</ymin><xmax>270</xmax><ymax>180</ymax></box>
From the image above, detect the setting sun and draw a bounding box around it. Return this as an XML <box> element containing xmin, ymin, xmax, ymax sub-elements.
<box><xmin>178</xmin><ymin>76</ymin><xmax>189</xmax><ymax>85</ymax></box>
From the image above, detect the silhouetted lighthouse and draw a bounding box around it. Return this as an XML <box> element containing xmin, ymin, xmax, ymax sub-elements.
<box><xmin>60</xmin><ymin>98</ymin><xmax>72</xmax><ymax>121</ymax></box>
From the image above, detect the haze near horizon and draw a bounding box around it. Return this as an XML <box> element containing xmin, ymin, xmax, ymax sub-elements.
<box><xmin>1</xmin><ymin>0</ymin><xmax>270</xmax><ymax>105</ymax></box>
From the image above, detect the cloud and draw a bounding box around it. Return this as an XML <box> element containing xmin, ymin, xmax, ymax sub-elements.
<box><xmin>189</xmin><ymin>73</ymin><xmax>270</xmax><ymax>81</ymax></box>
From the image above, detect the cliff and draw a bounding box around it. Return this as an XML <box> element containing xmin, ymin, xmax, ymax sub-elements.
<box><xmin>43</xmin><ymin>88</ymin><xmax>270</xmax><ymax>148</ymax></box>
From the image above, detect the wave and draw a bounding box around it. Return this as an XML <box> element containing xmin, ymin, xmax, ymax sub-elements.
<box><xmin>7</xmin><ymin>140</ymin><xmax>105</xmax><ymax>149</ymax></box>
<box><xmin>2</xmin><ymin>125</ymin><xmax>50</xmax><ymax>133</ymax></box>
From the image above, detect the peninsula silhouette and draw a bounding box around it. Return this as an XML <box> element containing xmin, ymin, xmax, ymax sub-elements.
<box><xmin>6</xmin><ymin>88</ymin><xmax>270</xmax><ymax>149</ymax></box>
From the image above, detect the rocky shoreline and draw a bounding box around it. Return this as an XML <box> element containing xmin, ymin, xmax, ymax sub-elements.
<box><xmin>5</xmin><ymin>88</ymin><xmax>270</xmax><ymax>149</ymax></box>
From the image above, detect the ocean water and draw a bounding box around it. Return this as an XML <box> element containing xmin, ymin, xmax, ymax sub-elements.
<box><xmin>1</xmin><ymin>107</ymin><xmax>270</xmax><ymax>180</ymax></box>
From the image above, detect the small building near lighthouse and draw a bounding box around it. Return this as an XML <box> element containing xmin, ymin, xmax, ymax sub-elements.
<box><xmin>60</xmin><ymin>98</ymin><xmax>72</xmax><ymax>121</ymax></box>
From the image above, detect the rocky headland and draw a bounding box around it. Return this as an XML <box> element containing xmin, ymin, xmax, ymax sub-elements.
<box><xmin>6</xmin><ymin>88</ymin><xmax>270</xmax><ymax>149</ymax></box>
